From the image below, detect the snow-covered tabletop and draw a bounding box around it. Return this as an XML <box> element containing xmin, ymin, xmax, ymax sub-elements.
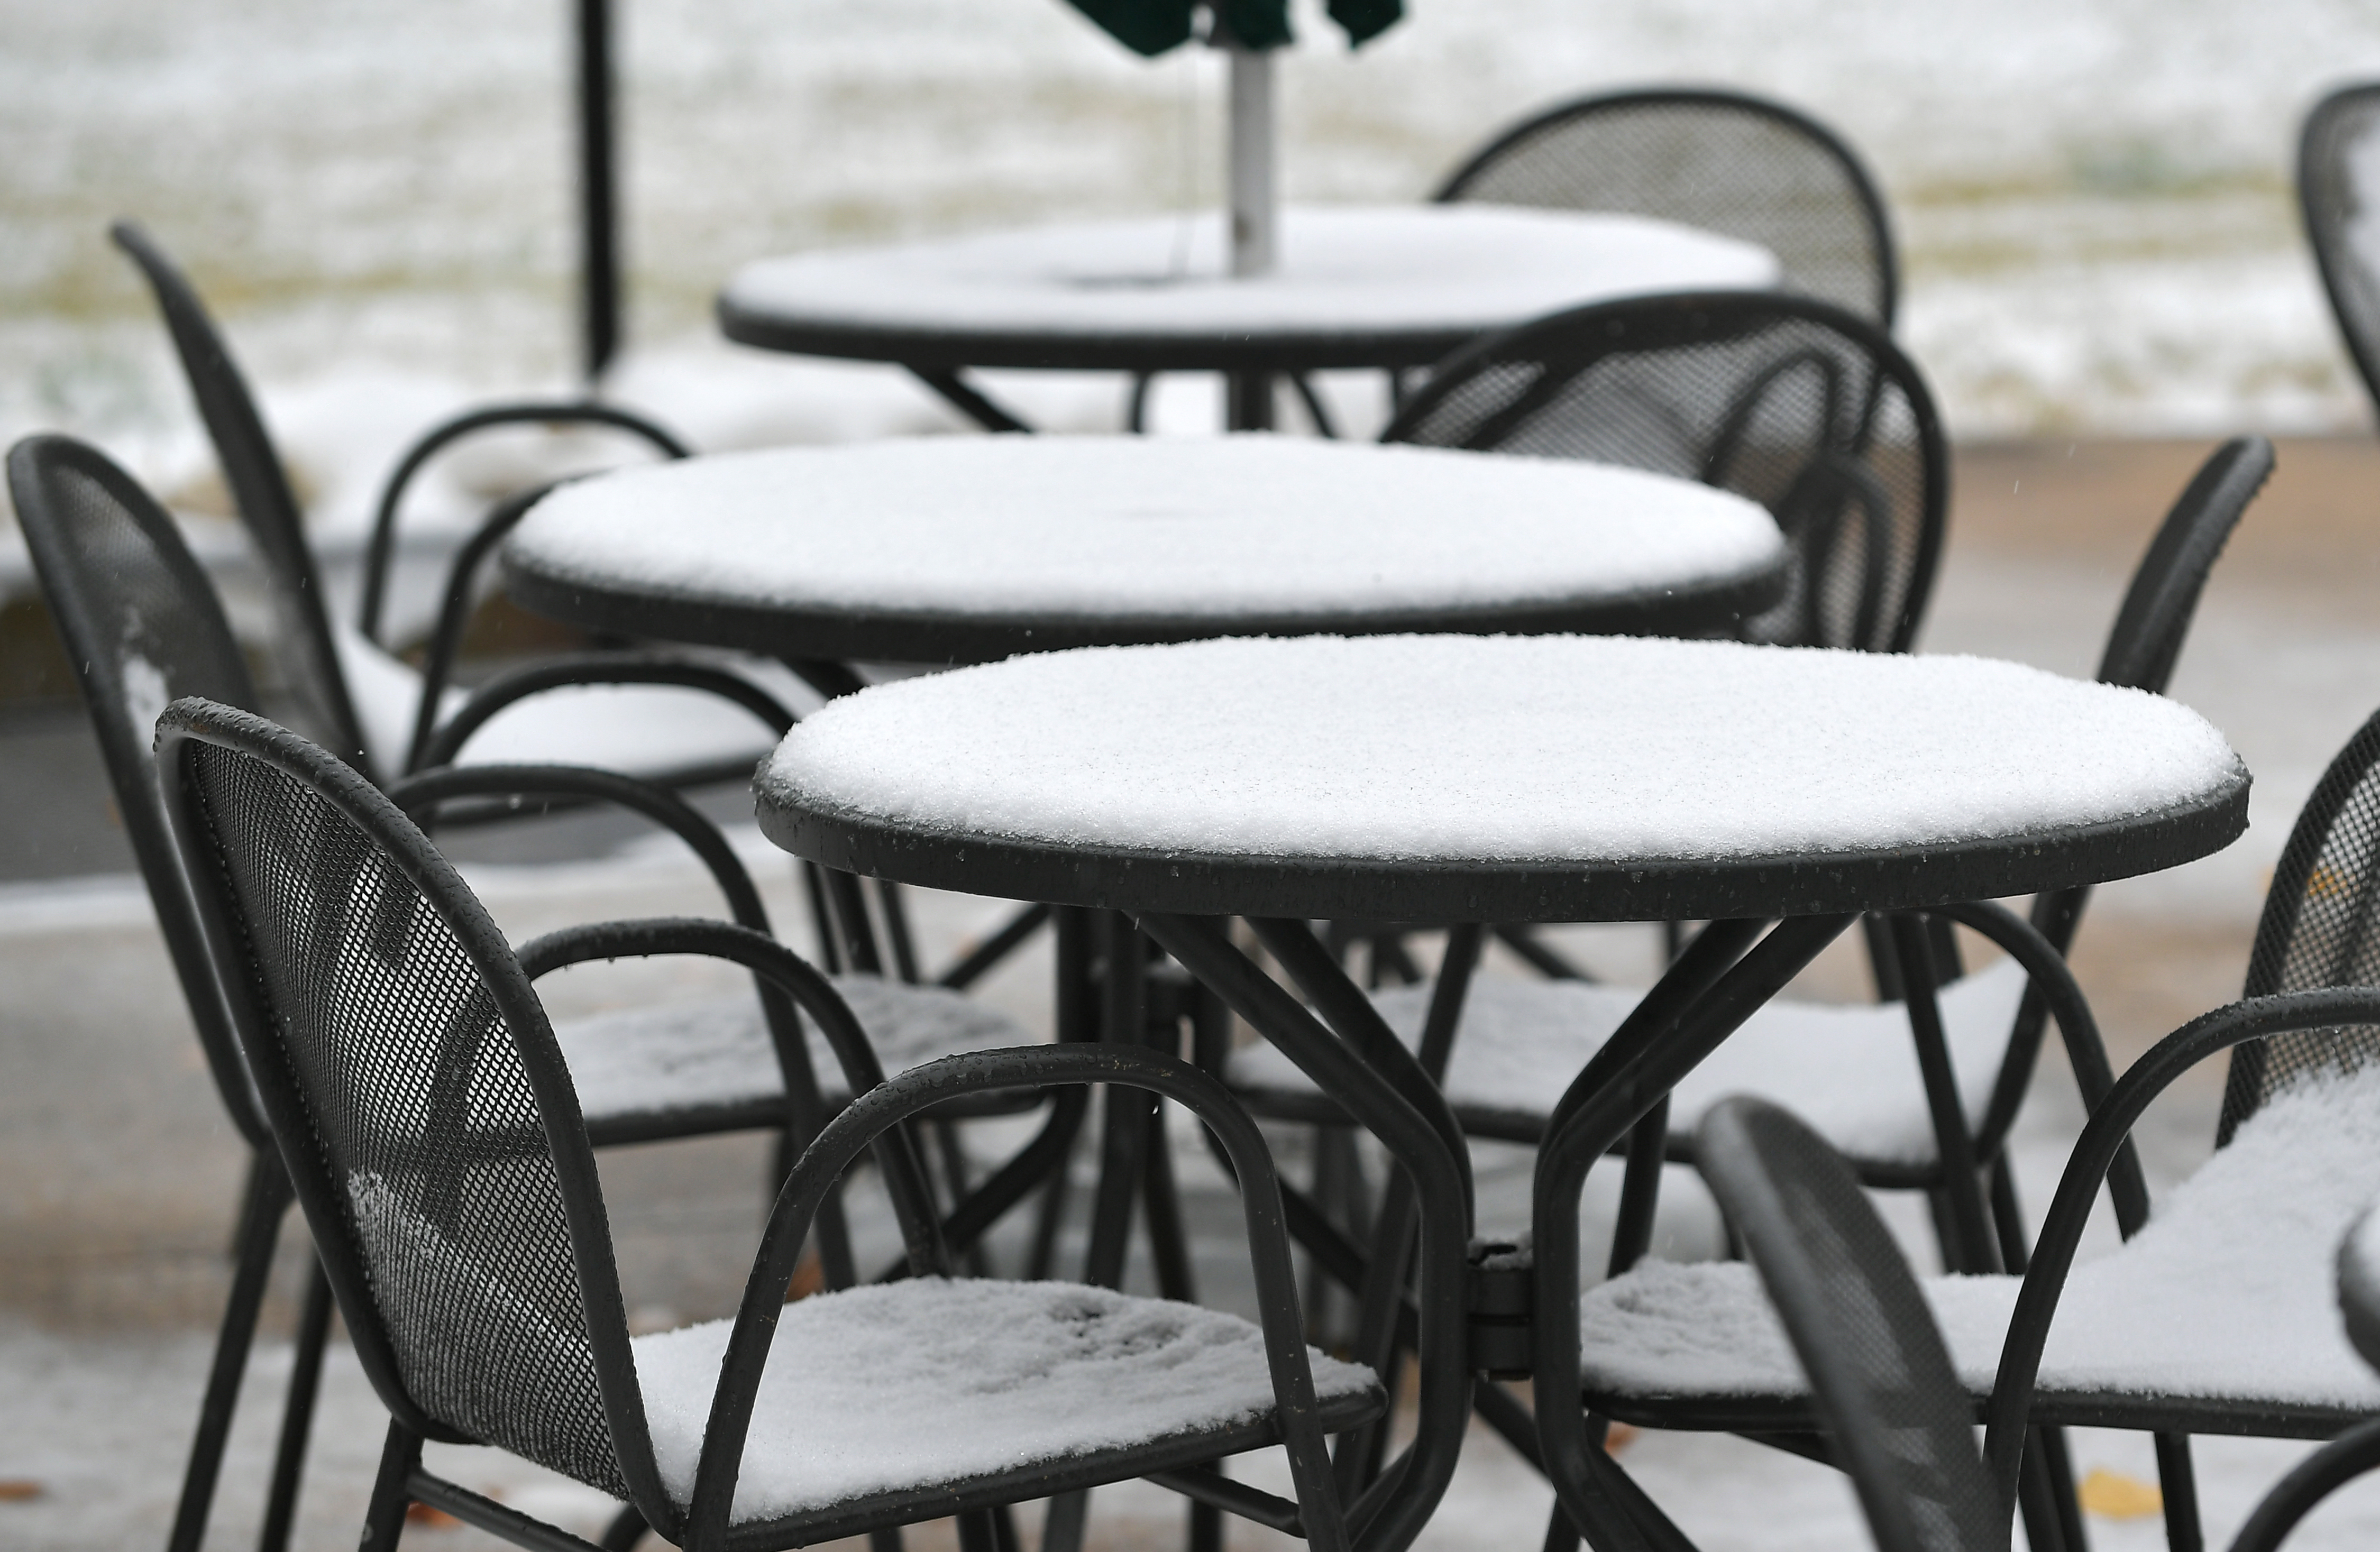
<box><xmin>755</xmin><ymin>633</ymin><xmax>2249</xmax><ymax>922</ymax></box>
<box><xmin>719</xmin><ymin>205</ymin><xmax>1779</xmax><ymax>371</ymax></box>
<box><xmin>504</xmin><ymin>437</ymin><xmax>1789</xmax><ymax>661</ymax></box>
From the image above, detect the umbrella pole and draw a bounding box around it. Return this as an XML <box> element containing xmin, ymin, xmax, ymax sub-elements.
<box><xmin>1224</xmin><ymin>38</ymin><xmax>1276</xmax><ymax>430</ymax></box>
<box><xmin>1226</xmin><ymin>42</ymin><xmax>1276</xmax><ymax>278</ymax></box>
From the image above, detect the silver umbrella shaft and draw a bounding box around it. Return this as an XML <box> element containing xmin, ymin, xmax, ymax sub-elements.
<box><xmin>1228</xmin><ymin>42</ymin><xmax>1277</xmax><ymax>277</ymax></box>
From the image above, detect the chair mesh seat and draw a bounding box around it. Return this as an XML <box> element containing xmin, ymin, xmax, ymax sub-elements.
<box><xmin>631</xmin><ymin>1277</ymin><xmax>1383</xmax><ymax>1527</ymax></box>
<box><xmin>1226</xmin><ymin>961</ymin><xmax>2026</xmax><ymax>1164</ymax></box>
<box><xmin>1579</xmin><ymin>1064</ymin><xmax>2380</xmax><ymax>1419</ymax></box>
<box><xmin>556</xmin><ymin>974</ymin><xmax>1032</xmax><ymax>1123</ymax></box>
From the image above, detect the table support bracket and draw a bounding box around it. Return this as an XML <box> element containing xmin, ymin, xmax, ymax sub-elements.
<box><xmin>907</xmin><ymin>365</ymin><xmax>1035</xmax><ymax>434</ymax></box>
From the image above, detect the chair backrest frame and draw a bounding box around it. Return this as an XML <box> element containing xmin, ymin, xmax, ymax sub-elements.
<box><xmin>111</xmin><ymin>221</ymin><xmax>373</xmax><ymax>773</ymax></box>
<box><xmin>1383</xmin><ymin>289</ymin><xmax>1948</xmax><ymax>654</ymax></box>
<box><xmin>1697</xmin><ymin>1096</ymin><xmax>2007</xmax><ymax>1552</ymax></box>
<box><xmin>6</xmin><ymin>434</ymin><xmax>271</xmax><ymax>1145</ymax></box>
<box><xmin>1435</xmin><ymin>85</ymin><xmax>1899</xmax><ymax>327</ymax></box>
<box><xmin>2224</xmin><ymin>703</ymin><xmax>2380</xmax><ymax>1142</ymax></box>
<box><xmin>2299</xmin><ymin>83</ymin><xmax>2380</xmax><ymax>425</ymax></box>
<box><xmin>154</xmin><ymin>695</ymin><xmax>675</xmax><ymax>1525</ymax></box>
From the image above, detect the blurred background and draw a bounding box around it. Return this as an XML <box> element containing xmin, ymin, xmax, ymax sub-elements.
<box><xmin>11</xmin><ymin>2</ymin><xmax>2380</xmax><ymax>1547</ymax></box>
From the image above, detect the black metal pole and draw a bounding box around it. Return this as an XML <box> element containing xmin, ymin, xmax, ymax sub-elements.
<box><xmin>576</xmin><ymin>0</ymin><xmax>621</xmax><ymax>382</ymax></box>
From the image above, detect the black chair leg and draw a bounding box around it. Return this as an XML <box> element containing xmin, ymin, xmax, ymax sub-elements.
<box><xmin>361</xmin><ymin>1419</ymin><xmax>422</xmax><ymax>1551</ymax></box>
<box><xmin>257</xmin><ymin>1255</ymin><xmax>335</xmax><ymax>1552</ymax></box>
<box><xmin>2155</xmin><ymin>1433</ymin><xmax>2204</xmax><ymax>1552</ymax></box>
<box><xmin>1539</xmin><ymin>1499</ymin><xmax>1582</xmax><ymax>1552</ymax></box>
<box><xmin>167</xmin><ymin>1155</ymin><xmax>292</xmax><ymax>1552</ymax></box>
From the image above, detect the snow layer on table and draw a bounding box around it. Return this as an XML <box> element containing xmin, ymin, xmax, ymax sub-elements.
<box><xmin>722</xmin><ymin>206</ymin><xmax>1777</xmax><ymax>339</ymax></box>
<box><xmin>631</xmin><ymin>1278</ymin><xmax>1377</xmax><ymax>1523</ymax></box>
<box><xmin>556</xmin><ymin>974</ymin><xmax>1029</xmax><ymax>1123</ymax></box>
<box><xmin>1230</xmin><ymin>958</ymin><xmax>2029</xmax><ymax>1165</ymax></box>
<box><xmin>327</xmin><ymin>615</ymin><xmax>780</xmax><ymax>782</ymax></box>
<box><xmin>763</xmin><ymin>634</ymin><xmax>2245</xmax><ymax>865</ymax></box>
<box><xmin>509</xmin><ymin>436</ymin><xmax>1783</xmax><ymax>621</ymax></box>
<box><xmin>1580</xmin><ymin>1063</ymin><xmax>2380</xmax><ymax>1409</ymax></box>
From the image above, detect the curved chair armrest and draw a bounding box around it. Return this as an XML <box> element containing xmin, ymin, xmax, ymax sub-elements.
<box><xmin>1980</xmin><ymin>987</ymin><xmax>2380</xmax><ymax>1500</ymax></box>
<box><xmin>359</xmin><ymin>399</ymin><xmax>691</xmax><ymax>646</ymax></box>
<box><xmin>2226</xmin><ymin>1414</ymin><xmax>2380</xmax><ymax>1552</ymax></box>
<box><xmin>416</xmin><ymin>653</ymin><xmax>799</xmax><ymax>774</ymax></box>
<box><xmin>683</xmin><ymin>1044</ymin><xmax>1351</xmax><ymax>1552</ymax></box>
<box><xmin>1930</xmin><ymin>899</ymin><xmax>2151</xmax><ymax>1236</ymax></box>
<box><xmin>401</xmin><ymin>483</ymin><xmax>554</xmax><ymax>773</ymax></box>
<box><xmin>384</xmin><ymin>764</ymin><xmax>771</xmax><ymax>935</ymax></box>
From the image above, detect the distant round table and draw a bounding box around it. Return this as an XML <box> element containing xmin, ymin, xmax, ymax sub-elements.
<box><xmin>503</xmin><ymin>435</ymin><xmax>1790</xmax><ymax>663</ymax></box>
<box><xmin>717</xmin><ymin>205</ymin><xmax>1780</xmax><ymax>429</ymax></box>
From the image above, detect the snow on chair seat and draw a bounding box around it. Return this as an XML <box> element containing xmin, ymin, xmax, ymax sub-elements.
<box><xmin>559</xmin><ymin>973</ymin><xmax>1033</xmax><ymax>1133</ymax></box>
<box><xmin>1576</xmin><ymin>1064</ymin><xmax>2380</xmax><ymax>1433</ymax></box>
<box><xmin>1226</xmin><ymin>958</ymin><xmax>2029</xmax><ymax>1167</ymax></box>
<box><xmin>331</xmin><ymin>614</ymin><xmax>794</xmax><ymax>787</ymax></box>
<box><xmin>633</xmin><ymin>1278</ymin><xmax>1384</xmax><ymax>1527</ymax></box>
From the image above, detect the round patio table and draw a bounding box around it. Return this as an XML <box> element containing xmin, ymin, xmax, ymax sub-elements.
<box><xmin>751</xmin><ymin>631</ymin><xmax>2249</xmax><ymax>1551</ymax></box>
<box><xmin>503</xmin><ymin>435</ymin><xmax>1791</xmax><ymax>662</ymax></box>
<box><xmin>717</xmin><ymin>204</ymin><xmax>1779</xmax><ymax>430</ymax></box>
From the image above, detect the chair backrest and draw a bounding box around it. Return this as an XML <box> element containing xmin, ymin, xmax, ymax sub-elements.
<box><xmin>111</xmin><ymin>221</ymin><xmax>371</xmax><ymax>773</ymax></box>
<box><xmin>1383</xmin><ymin>290</ymin><xmax>1947</xmax><ymax>653</ymax></box>
<box><xmin>2299</xmin><ymin>84</ymin><xmax>2380</xmax><ymax>423</ymax></box>
<box><xmin>1695</xmin><ymin>1097</ymin><xmax>2005</xmax><ymax>1552</ymax></box>
<box><xmin>2223</xmin><ymin>705</ymin><xmax>2380</xmax><ymax>1143</ymax></box>
<box><xmin>5</xmin><ymin>435</ymin><xmax>270</xmax><ymax>1146</ymax></box>
<box><xmin>1435</xmin><ymin>86</ymin><xmax>1898</xmax><ymax>327</ymax></box>
<box><xmin>154</xmin><ymin>696</ymin><xmax>666</xmax><ymax>1515</ymax></box>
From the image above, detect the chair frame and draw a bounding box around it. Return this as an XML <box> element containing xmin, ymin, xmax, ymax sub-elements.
<box><xmin>1381</xmin><ymin>290</ymin><xmax>1948</xmax><ymax>655</ymax></box>
<box><xmin>108</xmin><ymin>220</ymin><xmax>783</xmax><ymax>790</ymax></box>
<box><xmin>1433</xmin><ymin>84</ymin><xmax>1900</xmax><ymax>329</ymax></box>
<box><xmin>2297</xmin><ymin>82</ymin><xmax>2380</xmax><ymax>424</ymax></box>
<box><xmin>155</xmin><ymin>696</ymin><xmax>1374</xmax><ymax>1552</ymax></box>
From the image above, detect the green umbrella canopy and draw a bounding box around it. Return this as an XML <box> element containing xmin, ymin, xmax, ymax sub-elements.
<box><xmin>1067</xmin><ymin>0</ymin><xmax>1402</xmax><ymax>57</ymax></box>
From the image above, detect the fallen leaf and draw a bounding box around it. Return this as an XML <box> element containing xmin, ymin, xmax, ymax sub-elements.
<box><xmin>1604</xmin><ymin>1424</ymin><xmax>1639</xmax><ymax>1455</ymax></box>
<box><xmin>2079</xmin><ymin>1467</ymin><xmax>2162</xmax><ymax>1520</ymax></box>
<box><xmin>786</xmin><ymin>1248</ymin><xmax>827</xmax><ymax>1303</ymax></box>
<box><xmin>405</xmin><ymin>1503</ymin><xmax>462</xmax><ymax>1529</ymax></box>
<box><xmin>0</xmin><ymin>1480</ymin><xmax>43</xmax><ymax>1502</ymax></box>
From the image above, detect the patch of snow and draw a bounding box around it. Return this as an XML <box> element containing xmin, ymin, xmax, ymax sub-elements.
<box><xmin>762</xmin><ymin>633</ymin><xmax>2245</xmax><ymax>867</ymax></box>
<box><xmin>510</xmin><ymin>437</ymin><xmax>1784</xmax><ymax>621</ymax></box>
<box><xmin>557</xmin><ymin>973</ymin><xmax>1031</xmax><ymax>1122</ymax></box>
<box><xmin>631</xmin><ymin>1277</ymin><xmax>1378</xmax><ymax>1523</ymax></box>
<box><xmin>723</xmin><ymin>207</ymin><xmax>1778</xmax><ymax>341</ymax></box>
<box><xmin>1580</xmin><ymin>1062</ymin><xmax>2380</xmax><ymax>1410</ymax></box>
<box><xmin>1232</xmin><ymin>958</ymin><xmax>2031</xmax><ymax>1165</ymax></box>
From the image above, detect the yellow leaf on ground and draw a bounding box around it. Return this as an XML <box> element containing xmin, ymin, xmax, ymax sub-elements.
<box><xmin>2079</xmin><ymin>1467</ymin><xmax>2163</xmax><ymax>1520</ymax></box>
<box><xmin>405</xmin><ymin>1502</ymin><xmax>462</xmax><ymax>1529</ymax></box>
<box><xmin>0</xmin><ymin>1480</ymin><xmax>44</xmax><ymax>1502</ymax></box>
<box><xmin>1604</xmin><ymin>1424</ymin><xmax>1639</xmax><ymax>1455</ymax></box>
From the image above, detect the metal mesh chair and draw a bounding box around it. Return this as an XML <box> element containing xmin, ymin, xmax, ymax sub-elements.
<box><xmin>110</xmin><ymin>219</ymin><xmax>792</xmax><ymax>787</ymax></box>
<box><xmin>2221</xmin><ymin>704</ymin><xmax>2380</xmax><ymax>1139</ymax></box>
<box><xmin>2298</xmin><ymin>84</ymin><xmax>2380</xmax><ymax>423</ymax></box>
<box><xmin>1381</xmin><ymin>290</ymin><xmax>1946</xmax><ymax>654</ymax></box>
<box><xmin>5</xmin><ymin>435</ymin><xmax>1045</xmax><ymax>1552</ymax></box>
<box><xmin>1549</xmin><ymin>706</ymin><xmax>2380</xmax><ymax>1552</ymax></box>
<box><xmin>1435</xmin><ymin>86</ymin><xmax>1897</xmax><ymax>328</ymax></box>
<box><xmin>156</xmin><ymin>696</ymin><xmax>1383</xmax><ymax>1552</ymax></box>
<box><xmin>1696</xmin><ymin>1097</ymin><xmax>2006</xmax><ymax>1552</ymax></box>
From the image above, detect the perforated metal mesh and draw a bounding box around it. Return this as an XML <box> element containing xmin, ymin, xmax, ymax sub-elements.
<box><xmin>1439</xmin><ymin>93</ymin><xmax>1893</xmax><ymax>324</ymax></box>
<box><xmin>2301</xmin><ymin>87</ymin><xmax>2380</xmax><ymax>418</ymax></box>
<box><xmin>180</xmin><ymin>739</ymin><xmax>627</xmax><ymax>1497</ymax></box>
<box><xmin>1702</xmin><ymin>1100</ymin><xmax>2001</xmax><ymax>1552</ymax></box>
<box><xmin>2225</xmin><ymin>712</ymin><xmax>2380</xmax><ymax>1143</ymax></box>
<box><xmin>1388</xmin><ymin>300</ymin><xmax>1939</xmax><ymax>652</ymax></box>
